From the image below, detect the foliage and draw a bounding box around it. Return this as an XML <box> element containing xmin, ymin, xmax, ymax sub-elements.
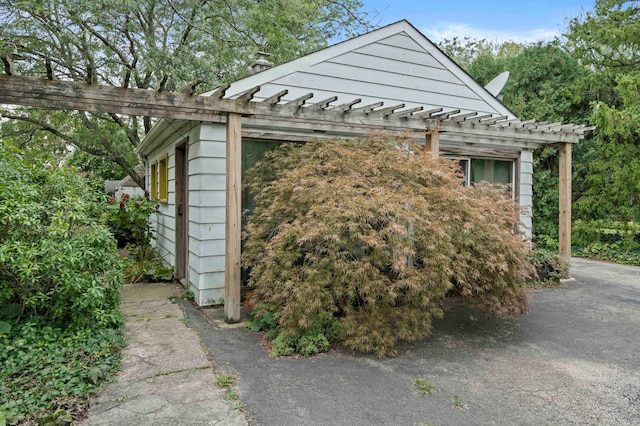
<box><xmin>0</xmin><ymin>0</ymin><xmax>371</xmax><ymax>185</ymax></box>
<box><xmin>0</xmin><ymin>321</ymin><xmax>124</xmax><ymax>425</ymax></box>
<box><xmin>454</xmin><ymin>39</ymin><xmax>592</xmax><ymax>248</ymax></box>
<box><xmin>565</xmin><ymin>0</ymin><xmax>640</xmax><ymax>225</ymax></box>
<box><xmin>106</xmin><ymin>193</ymin><xmax>159</xmax><ymax>248</ymax></box>
<box><xmin>243</xmin><ymin>136</ymin><xmax>533</xmax><ymax>357</ymax></box>
<box><xmin>122</xmin><ymin>246</ymin><xmax>175</xmax><ymax>283</ymax></box>
<box><xmin>215</xmin><ymin>372</ymin><xmax>238</xmax><ymax>388</ymax></box>
<box><xmin>104</xmin><ymin>193</ymin><xmax>174</xmax><ymax>283</ymax></box>
<box><xmin>67</xmin><ymin>149</ymin><xmax>128</xmax><ymax>182</ymax></box>
<box><xmin>0</xmin><ymin>142</ymin><xmax>125</xmax><ymax>424</ymax></box>
<box><xmin>109</xmin><ymin>194</ymin><xmax>173</xmax><ymax>282</ymax></box>
<box><xmin>525</xmin><ymin>248</ymin><xmax>569</xmax><ymax>287</ymax></box>
<box><xmin>0</xmin><ymin>142</ymin><xmax>124</xmax><ymax>329</ymax></box>
<box><xmin>572</xmin><ymin>220</ymin><xmax>640</xmax><ymax>265</ymax></box>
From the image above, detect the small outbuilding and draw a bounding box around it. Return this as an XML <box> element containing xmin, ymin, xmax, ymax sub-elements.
<box><xmin>137</xmin><ymin>20</ymin><xmax>589</xmax><ymax>319</ymax></box>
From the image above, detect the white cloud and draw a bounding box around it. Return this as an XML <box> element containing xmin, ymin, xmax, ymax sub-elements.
<box><xmin>421</xmin><ymin>22</ymin><xmax>560</xmax><ymax>44</ymax></box>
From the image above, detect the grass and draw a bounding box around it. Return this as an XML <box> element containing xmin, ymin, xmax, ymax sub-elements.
<box><xmin>222</xmin><ymin>388</ymin><xmax>240</xmax><ymax>401</ymax></box>
<box><xmin>215</xmin><ymin>372</ymin><xmax>238</xmax><ymax>388</ymax></box>
<box><xmin>413</xmin><ymin>378</ymin><xmax>435</xmax><ymax>394</ymax></box>
<box><xmin>452</xmin><ymin>396</ymin><xmax>468</xmax><ymax>410</ymax></box>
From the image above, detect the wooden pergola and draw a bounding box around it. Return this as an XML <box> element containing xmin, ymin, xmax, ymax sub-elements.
<box><xmin>0</xmin><ymin>60</ymin><xmax>593</xmax><ymax>321</ymax></box>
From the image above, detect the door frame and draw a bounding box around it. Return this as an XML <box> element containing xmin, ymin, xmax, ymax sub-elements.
<box><xmin>175</xmin><ymin>139</ymin><xmax>189</xmax><ymax>284</ymax></box>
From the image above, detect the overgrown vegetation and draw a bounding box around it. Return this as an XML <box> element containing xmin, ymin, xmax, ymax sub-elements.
<box><xmin>0</xmin><ymin>143</ymin><xmax>125</xmax><ymax>424</ymax></box>
<box><xmin>572</xmin><ymin>220</ymin><xmax>640</xmax><ymax>265</ymax></box>
<box><xmin>243</xmin><ymin>136</ymin><xmax>533</xmax><ymax>358</ymax></box>
<box><xmin>526</xmin><ymin>248</ymin><xmax>570</xmax><ymax>288</ymax></box>
<box><xmin>105</xmin><ymin>193</ymin><xmax>173</xmax><ymax>282</ymax></box>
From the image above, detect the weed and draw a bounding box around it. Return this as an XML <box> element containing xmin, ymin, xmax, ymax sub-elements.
<box><xmin>215</xmin><ymin>372</ymin><xmax>237</xmax><ymax>388</ymax></box>
<box><xmin>234</xmin><ymin>401</ymin><xmax>247</xmax><ymax>411</ymax></box>
<box><xmin>452</xmin><ymin>396</ymin><xmax>468</xmax><ymax>410</ymax></box>
<box><xmin>181</xmin><ymin>290</ymin><xmax>195</xmax><ymax>300</ymax></box>
<box><xmin>116</xmin><ymin>393</ymin><xmax>130</xmax><ymax>404</ymax></box>
<box><xmin>155</xmin><ymin>370</ymin><xmax>171</xmax><ymax>376</ymax></box>
<box><xmin>413</xmin><ymin>378</ymin><xmax>435</xmax><ymax>394</ymax></box>
<box><xmin>222</xmin><ymin>388</ymin><xmax>239</xmax><ymax>401</ymax></box>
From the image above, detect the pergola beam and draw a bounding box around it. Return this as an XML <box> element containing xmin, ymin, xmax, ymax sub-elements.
<box><xmin>0</xmin><ymin>72</ymin><xmax>591</xmax><ymax>314</ymax></box>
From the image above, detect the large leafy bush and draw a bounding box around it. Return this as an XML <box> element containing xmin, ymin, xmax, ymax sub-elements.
<box><xmin>243</xmin><ymin>135</ymin><xmax>533</xmax><ymax>357</ymax></box>
<box><xmin>0</xmin><ymin>143</ymin><xmax>125</xmax><ymax>423</ymax></box>
<box><xmin>0</xmin><ymin>144</ymin><xmax>123</xmax><ymax>329</ymax></box>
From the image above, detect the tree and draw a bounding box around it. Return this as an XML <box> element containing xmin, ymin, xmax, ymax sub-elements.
<box><xmin>243</xmin><ymin>136</ymin><xmax>532</xmax><ymax>357</ymax></box>
<box><xmin>443</xmin><ymin>38</ymin><xmax>591</xmax><ymax>245</ymax></box>
<box><xmin>564</xmin><ymin>0</ymin><xmax>640</xmax><ymax>222</ymax></box>
<box><xmin>0</xmin><ymin>0</ymin><xmax>370</xmax><ymax>186</ymax></box>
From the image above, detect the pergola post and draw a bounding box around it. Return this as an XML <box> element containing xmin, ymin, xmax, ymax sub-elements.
<box><xmin>559</xmin><ymin>142</ymin><xmax>572</xmax><ymax>262</ymax></box>
<box><xmin>425</xmin><ymin>128</ymin><xmax>440</xmax><ymax>159</ymax></box>
<box><xmin>224</xmin><ymin>112</ymin><xmax>242</xmax><ymax>322</ymax></box>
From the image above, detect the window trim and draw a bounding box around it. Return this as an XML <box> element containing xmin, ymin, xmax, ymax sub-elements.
<box><xmin>446</xmin><ymin>156</ymin><xmax>516</xmax><ymax>198</ymax></box>
<box><xmin>158</xmin><ymin>155</ymin><xmax>168</xmax><ymax>204</ymax></box>
<box><xmin>150</xmin><ymin>161</ymin><xmax>158</xmax><ymax>200</ymax></box>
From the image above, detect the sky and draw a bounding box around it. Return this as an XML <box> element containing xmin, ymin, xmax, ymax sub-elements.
<box><xmin>361</xmin><ymin>0</ymin><xmax>594</xmax><ymax>44</ymax></box>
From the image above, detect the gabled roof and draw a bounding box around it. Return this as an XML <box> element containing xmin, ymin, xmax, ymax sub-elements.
<box><xmin>205</xmin><ymin>20</ymin><xmax>516</xmax><ymax>119</ymax></box>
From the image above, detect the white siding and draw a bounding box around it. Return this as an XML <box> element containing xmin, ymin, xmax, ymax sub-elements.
<box><xmin>246</xmin><ymin>34</ymin><xmax>499</xmax><ymax>115</ymax></box>
<box><xmin>210</xmin><ymin>21</ymin><xmax>515</xmax><ymax>120</ymax></box>
<box><xmin>519</xmin><ymin>149</ymin><xmax>534</xmax><ymax>238</ymax></box>
<box><xmin>187</xmin><ymin>123</ymin><xmax>228</xmax><ymax>305</ymax></box>
<box><xmin>148</xmin><ymin>146</ymin><xmax>177</xmax><ymax>267</ymax></box>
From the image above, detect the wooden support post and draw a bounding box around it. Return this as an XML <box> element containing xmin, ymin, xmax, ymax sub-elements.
<box><xmin>425</xmin><ymin>129</ymin><xmax>439</xmax><ymax>159</ymax></box>
<box><xmin>559</xmin><ymin>142</ymin><xmax>572</xmax><ymax>263</ymax></box>
<box><xmin>225</xmin><ymin>113</ymin><xmax>242</xmax><ymax>322</ymax></box>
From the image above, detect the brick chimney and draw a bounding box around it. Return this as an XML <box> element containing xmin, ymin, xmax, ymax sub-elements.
<box><xmin>250</xmin><ymin>52</ymin><xmax>273</xmax><ymax>74</ymax></box>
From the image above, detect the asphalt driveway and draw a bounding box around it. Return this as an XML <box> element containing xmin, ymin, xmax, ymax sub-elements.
<box><xmin>180</xmin><ymin>257</ymin><xmax>640</xmax><ymax>425</ymax></box>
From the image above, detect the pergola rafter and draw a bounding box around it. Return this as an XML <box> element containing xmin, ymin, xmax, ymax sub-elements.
<box><xmin>0</xmin><ymin>61</ymin><xmax>593</xmax><ymax>321</ymax></box>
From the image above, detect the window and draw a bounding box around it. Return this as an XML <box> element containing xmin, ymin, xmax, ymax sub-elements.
<box><xmin>241</xmin><ymin>140</ymin><xmax>283</xmax><ymax>224</ymax></box>
<box><xmin>447</xmin><ymin>157</ymin><xmax>514</xmax><ymax>191</ymax></box>
<box><xmin>158</xmin><ymin>156</ymin><xmax>168</xmax><ymax>203</ymax></box>
<box><xmin>149</xmin><ymin>156</ymin><xmax>168</xmax><ymax>203</ymax></box>
<box><xmin>470</xmin><ymin>159</ymin><xmax>513</xmax><ymax>186</ymax></box>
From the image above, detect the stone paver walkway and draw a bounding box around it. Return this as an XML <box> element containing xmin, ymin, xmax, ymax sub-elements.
<box><xmin>82</xmin><ymin>283</ymin><xmax>247</xmax><ymax>426</ymax></box>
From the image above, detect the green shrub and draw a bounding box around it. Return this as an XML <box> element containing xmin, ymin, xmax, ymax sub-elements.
<box><xmin>572</xmin><ymin>219</ymin><xmax>640</xmax><ymax>265</ymax></box>
<box><xmin>526</xmin><ymin>248</ymin><xmax>569</xmax><ymax>287</ymax></box>
<box><xmin>243</xmin><ymin>136</ymin><xmax>533</xmax><ymax>357</ymax></box>
<box><xmin>271</xmin><ymin>334</ymin><xmax>296</xmax><ymax>357</ymax></box>
<box><xmin>106</xmin><ymin>193</ymin><xmax>158</xmax><ymax>248</ymax></box>
<box><xmin>0</xmin><ymin>144</ymin><xmax>124</xmax><ymax>329</ymax></box>
<box><xmin>0</xmin><ymin>143</ymin><xmax>125</xmax><ymax>423</ymax></box>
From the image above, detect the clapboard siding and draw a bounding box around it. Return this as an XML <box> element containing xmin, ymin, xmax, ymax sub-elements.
<box><xmin>301</xmin><ymin>62</ymin><xmax>478</xmax><ymax>100</ymax></box>
<box><xmin>189</xmin><ymin>206</ymin><xmax>226</xmax><ymax>224</ymax></box>
<box><xmin>519</xmin><ymin>150</ymin><xmax>534</xmax><ymax>236</ymax></box>
<box><xmin>329</xmin><ymin>52</ymin><xmax>461</xmax><ymax>84</ymax></box>
<box><xmin>186</xmin><ymin>123</ymin><xmax>227</xmax><ymax>305</ymax></box>
<box><xmin>148</xmin><ymin>142</ymin><xmax>177</xmax><ymax>267</ymax></box>
<box><xmin>253</xmin><ymin>34</ymin><xmax>501</xmax><ymax>114</ymax></box>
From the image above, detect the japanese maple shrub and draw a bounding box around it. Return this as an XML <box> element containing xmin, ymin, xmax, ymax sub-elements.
<box><xmin>243</xmin><ymin>135</ymin><xmax>532</xmax><ymax>357</ymax></box>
